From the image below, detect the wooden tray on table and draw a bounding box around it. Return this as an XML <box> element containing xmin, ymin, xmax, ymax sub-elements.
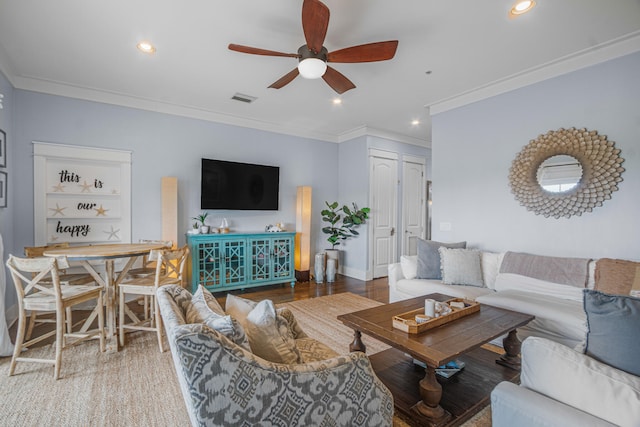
<box><xmin>392</xmin><ymin>298</ymin><xmax>480</xmax><ymax>334</ymax></box>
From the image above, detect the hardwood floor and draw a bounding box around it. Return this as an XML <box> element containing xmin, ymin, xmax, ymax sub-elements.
<box><xmin>216</xmin><ymin>275</ymin><xmax>390</xmax><ymax>306</ymax></box>
<box><xmin>7</xmin><ymin>275</ymin><xmax>390</xmax><ymax>349</ymax></box>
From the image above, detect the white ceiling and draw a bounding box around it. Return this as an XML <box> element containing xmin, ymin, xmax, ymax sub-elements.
<box><xmin>1</xmin><ymin>0</ymin><xmax>640</xmax><ymax>146</ymax></box>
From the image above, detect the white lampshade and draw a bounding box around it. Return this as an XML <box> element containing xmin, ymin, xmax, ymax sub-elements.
<box><xmin>298</xmin><ymin>58</ymin><xmax>327</xmax><ymax>79</ymax></box>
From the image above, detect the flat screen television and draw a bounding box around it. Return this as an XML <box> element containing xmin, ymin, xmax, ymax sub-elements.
<box><xmin>201</xmin><ymin>158</ymin><xmax>279</xmax><ymax>210</ymax></box>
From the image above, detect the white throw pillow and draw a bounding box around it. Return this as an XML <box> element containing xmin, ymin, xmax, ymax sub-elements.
<box><xmin>400</xmin><ymin>255</ymin><xmax>418</xmax><ymax>279</ymax></box>
<box><xmin>226</xmin><ymin>294</ymin><xmax>301</xmax><ymax>364</ymax></box>
<box><xmin>439</xmin><ymin>247</ymin><xmax>484</xmax><ymax>287</ymax></box>
<box><xmin>481</xmin><ymin>251</ymin><xmax>505</xmax><ymax>290</ymax></box>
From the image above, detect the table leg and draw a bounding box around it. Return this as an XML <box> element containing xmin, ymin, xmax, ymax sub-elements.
<box><xmin>349</xmin><ymin>330</ymin><xmax>367</xmax><ymax>353</ymax></box>
<box><xmin>496</xmin><ymin>329</ymin><xmax>522</xmax><ymax>370</ymax></box>
<box><xmin>412</xmin><ymin>365</ymin><xmax>452</xmax><ymax>426</ymax></box>
<box><xmin>104</xmin><ymin>259</ymin><xmax>119</xmax><ymax>352</ymax></box>
<box><xmin>77</xmin><ymin>259</ymin><xmax>117</xmax><ymax>352</ymax></box>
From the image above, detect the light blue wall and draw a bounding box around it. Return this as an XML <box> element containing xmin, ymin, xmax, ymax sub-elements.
<box><xmin>336</xmin><ymin>135</ymin><xmax>431</xmax><ymax>278</ymax></box>
<box><xmin>336</xmin><ymin>136</ymin><xmax>369</xmax><ymax>276</ymax></box>
<box><xmin>0</xmin><ymin>71</ymin><xmax>15</xmax><ymax>311</ymax></box>
<box><xmin>4</xmin><ymin>89</ymin><xmax>343</xmax><ymax>311</ymax></box>
<box><xmin>432</xmin><ymin>52</ymin><xmax>640</xmax><ymax>260</ymax></box>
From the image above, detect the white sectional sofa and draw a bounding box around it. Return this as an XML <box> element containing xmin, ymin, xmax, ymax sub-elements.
<box><xmin>388</xmin><ymin>249</ymin><xmax>594</xmax><ymax>349</ymax></box>
<box><xmin>389</xmin><ymin>242</ymin><xmax>640</xmax><ymax>349</ymax></box>
<box><xmin>388</xmin><ymin>240</ymin><xmax>640</xmax><ymax>425</ymax></box>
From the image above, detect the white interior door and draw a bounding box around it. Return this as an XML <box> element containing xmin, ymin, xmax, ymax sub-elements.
<box><xmin>402</xmin><ymin>156</ymin><xmax>426</xmax><ymax>256</ymax></box>
<box><xmin>369</xmin><ymin>149</ymin><xmax>398</xmax><ymax>278</ymax></box>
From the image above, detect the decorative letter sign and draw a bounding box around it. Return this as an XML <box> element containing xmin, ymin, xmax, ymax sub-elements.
<box><xmin>33</xmin><ymin>142</ymin><xmax>131</xmax><ymax>245</ymax></box>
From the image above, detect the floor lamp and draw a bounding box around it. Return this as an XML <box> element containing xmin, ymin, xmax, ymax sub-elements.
<box><xmin>295</xmin><ymin>186</ymin><xmax>312</xmax><ymax>282</ymax></box>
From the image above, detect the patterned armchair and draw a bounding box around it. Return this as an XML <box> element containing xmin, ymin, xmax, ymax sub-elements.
<box><xmin>157</xmin><ymin>285</ymin><xmax>394</xmax><ymax>427</ymax></box>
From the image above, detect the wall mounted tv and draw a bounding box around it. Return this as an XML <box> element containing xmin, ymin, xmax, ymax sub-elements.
<box><xmin>201</xmin><ymin>158</ymin><xmax>280</xmax><ymax>210</ymax></box>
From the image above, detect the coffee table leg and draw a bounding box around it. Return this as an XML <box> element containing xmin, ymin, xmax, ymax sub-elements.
<box><xmin>496</xmin><ymin>329</ymin><xmax>522</xmax><ymax>370</ymax></box>
<box><xmin>349</xmin><ymin>330</ymin><xmax>367</xmax><ymax>353</ymax></box>
<box><xmin>412</xmin><ymin>366</ymin><xmax>452</xmax><ymax>426</ymax></box>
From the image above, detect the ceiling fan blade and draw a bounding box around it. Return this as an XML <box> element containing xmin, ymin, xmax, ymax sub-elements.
<box><xmin>268</xmin><ymin>68</ymin><xmax>300</xmax><ymax>89</ymax></box>
<box><xmin>302</xmin><ymin>0</ymin><xmax>330</xmax><ymax>53</ymax></box>
<box><xmin>228</xmin><ymin>44</ymin><xmax>299</xmax><ymax>58</ymax></box>
<box><xmin>322</xmin><ymin>66</ymin><xmax>356</xmax><ymax>94</ymax></box>
<box><xmin>327</xmin><ymin>41</ymin><xmax>399</xmax><ymax>63</ymax></box>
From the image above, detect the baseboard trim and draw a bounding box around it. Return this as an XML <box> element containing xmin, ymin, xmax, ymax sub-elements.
<box><xmin>339</xmin><ymin>265</ymin><xmax>367</xmax><ymax>281</ymax></box>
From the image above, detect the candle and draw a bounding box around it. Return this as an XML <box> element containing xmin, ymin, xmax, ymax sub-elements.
<box><xmin>425</xmin><ymin>299</ymin><xmax>436</xmax><ymax>317</ymax></box>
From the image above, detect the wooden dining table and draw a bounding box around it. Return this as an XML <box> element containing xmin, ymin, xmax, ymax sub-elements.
<box><xmin>43</xmin><ymin>242</ymin><xmax>167</xmax><ymax>352</ymax></box>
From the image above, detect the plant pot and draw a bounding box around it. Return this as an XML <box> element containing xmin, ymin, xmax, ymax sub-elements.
<box><xmin>188</xmin><ymin>228</ymin><xmax>200</xmax><ymax>235</ymax></box>
<box><xmin>200</xmin><ymin>225</ymin><xmax>210</xmax><ymax>234</ymax></box>
<box><xmin>325</xmin><ymin>249</ymin><xmax>340</xmax><ymax>273</ymax></box>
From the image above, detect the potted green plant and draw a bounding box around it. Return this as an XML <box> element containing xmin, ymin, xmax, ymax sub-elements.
<box><xmin>192</xmin><ymin>212</ymin><xmax>210</xmax><ymax>234</ymax></box>
<box><xmin>321</xmin><ymin>202</ymin><xmax>370</xmax><ymax>273</ymax></box>
<box><xmin>188</xmin><ymin>221</ymin><xmax>200</xmax><ymax>235</ymax></box>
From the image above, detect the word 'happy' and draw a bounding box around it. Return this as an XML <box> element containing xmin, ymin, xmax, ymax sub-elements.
<box><xmin>56</xmin><ymin>221</ymin><xmax>90</xmax><ymax>237</ymax></box>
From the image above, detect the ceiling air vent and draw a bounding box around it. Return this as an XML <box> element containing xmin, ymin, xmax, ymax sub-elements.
<box><xmin>231</xmin><ymin>93</ymin><xmax>257</xmax><ymax>103</ymax></box>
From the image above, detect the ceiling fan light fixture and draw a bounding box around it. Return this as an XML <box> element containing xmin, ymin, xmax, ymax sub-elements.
<box><xmin>298</xmin><ymin>58</ymin><xmax>327</xmax><ymax>79</ymax></box>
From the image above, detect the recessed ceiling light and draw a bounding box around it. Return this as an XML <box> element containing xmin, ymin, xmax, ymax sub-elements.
<box><xmin>411</xmin><ymin>120</ymin><xmax>420</xmax><ymax>126</ymax></box>
<box><xmin>509</xmin><ymin>0</ymin><xmax>536</xmax><ymax>17</ymax></box>
<box><xmin>332</xmin><ymin>98</ymin><xmax>342</xmax><ymax>105</ymax></box>
<box><xmin>137</xmin><ymin>41</ymin><xmax>156</xmax><ymax>54</ymax></box>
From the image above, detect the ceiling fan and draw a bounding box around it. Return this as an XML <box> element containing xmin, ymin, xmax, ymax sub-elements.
<box><xmin>228</xmin><ymin>0</ymin><xmax>398</xmax><ymax>94</ymax></box>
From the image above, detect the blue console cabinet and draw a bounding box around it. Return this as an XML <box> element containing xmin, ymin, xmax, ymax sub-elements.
<box><xmin>186</xmin><ymin>232</ymin><xmax>296</xmax><ymax>293</ymax></box>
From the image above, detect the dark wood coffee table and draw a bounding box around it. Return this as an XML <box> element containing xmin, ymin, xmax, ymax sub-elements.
<box><xmin>337</xmin><ymin>293</ymin><xmax>534</xmax><ymax>427</ymax></box>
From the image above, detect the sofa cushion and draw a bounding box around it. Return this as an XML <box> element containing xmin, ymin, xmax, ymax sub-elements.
<box><xmin>185</xmin><ymin>285</ymin><xmax>225</xmax><ymax>323</ymax></box>
<box><xmin>416</xmin><ymin>239</ymin><xmax>466</xmax><ymax>280</ymax></box>
<box><xmin>203</xmin><ymin>315</ymin><xmax>251</xmax><ymax>350</ymax></box>
<box><xmin>185</xmin><ymin>286</ymin><xmax>250</xmax><ymax>350</ymax></box>
<box><xmin>476</xmin><ymin>289</ymin><xmax>587</xmax><ymax>347</ymax></box>
<box><xmin>277</xmin><ymin>307</ymin><xmax>308</xmax><ymax>339</ymax></box>
<box><xmin>225</xmin><ymin>294</ymin><xmax>301</xmax><ymax>364</ymax></box>
<box><xmin>520</xmin><ymin>337</ymin><xmax>640</xmax><ymax>427</ymax></box>
<box><xmin>494</xmin><ymin>273</ymin><xmax>584</xmax><ymax>302</ymax></box>
<box><xmin>584</xmin><ymin>290</ymin><xmax>640</xmax><ymax>376</ymax></box>
<box><xmin>396</xmin><ymin>278</ymin><xmax>494</xmax><ymax>300</ymax></box>
<box><xmin>594</xmin><ymin>258</ymin><xmax>640</xmax><ymax>296</ymax></box>
<box><xmin>439</xmin><ymin>247</ymin><xmax>484</xmax><ymax>287</ymax></box>
<box><xmin>400</xmin><ymin>255</ymin><xmax>418</xmax><ymax>279</ymax></box>
<box><xmin>500</xmin><ymin>251</ymin><xmax>590</xmax><ymax>288</ymax></box>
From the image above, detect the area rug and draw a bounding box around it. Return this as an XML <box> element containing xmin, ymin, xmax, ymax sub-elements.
<box><xmin>0</xmin><ymin>292</ymin><xmax>491</xmax><ymax>426</ymax></box>
<box><xmin>277</xmin><ymin>293</ymin><xmax>491</xmax><ymax>427</ymax></box>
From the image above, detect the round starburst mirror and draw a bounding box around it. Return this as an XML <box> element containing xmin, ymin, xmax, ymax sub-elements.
<box><xmin>509</xmin><ymin>127</ymin><xmax>625</xmax><ymax>219</ymax></box>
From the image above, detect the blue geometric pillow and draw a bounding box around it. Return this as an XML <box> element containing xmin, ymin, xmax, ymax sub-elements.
<box><xmin>583</xmin><ymin>289</ymin><xmax>640</xmax><ymax>376</ymax></box>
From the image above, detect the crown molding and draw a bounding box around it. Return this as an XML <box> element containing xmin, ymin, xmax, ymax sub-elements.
<box><xmin>9</xmin><ymin>73</ymin><xmax>431</xmax><ymax>146</ymax></box>
<box><xmin>338</xmin><ymin>125</ymin><xmax>429</xmax><ymax>147</ymax></box>
<box><xmin>429</xmin><ymin>31</ymin><xmax>640</xmax><ymax>115</ymax></box>
<box><xmin>9</xmin><ymin>74</ymin><xmax>343</xmax><ymax>143</ymax></box>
